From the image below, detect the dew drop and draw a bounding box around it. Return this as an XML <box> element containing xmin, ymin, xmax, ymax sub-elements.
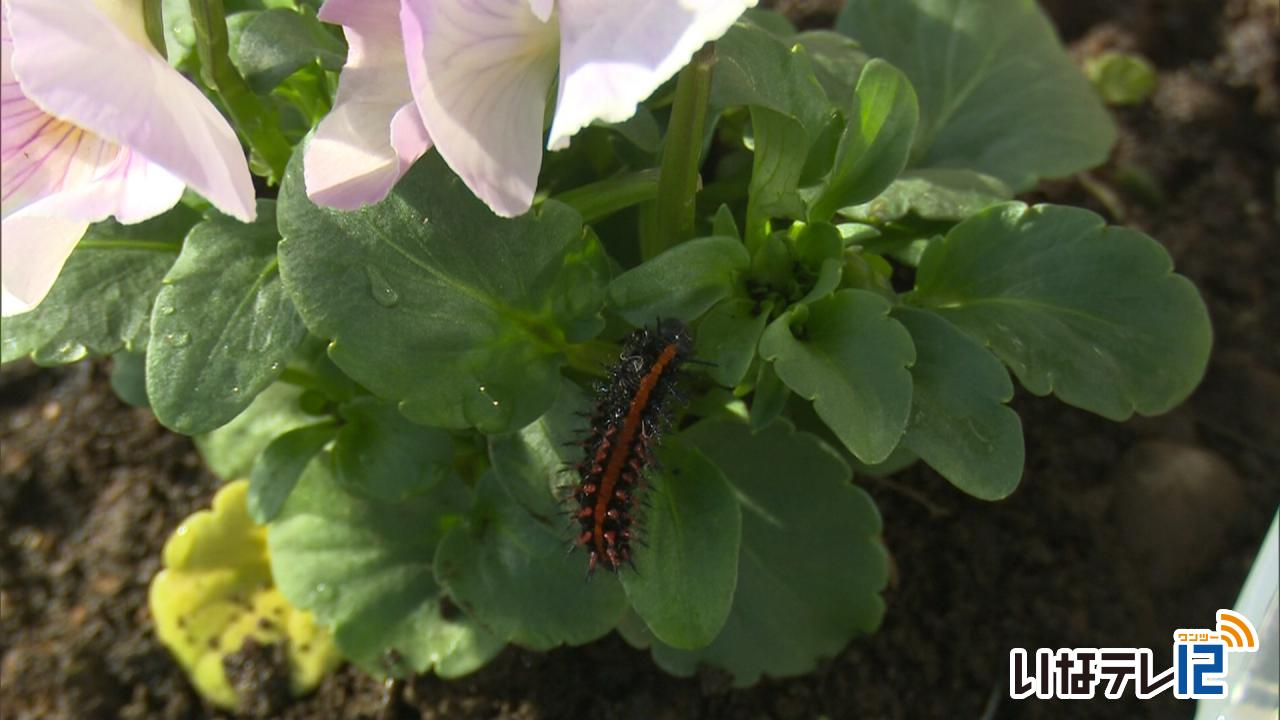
<box><xmin>230</xmin><ymin>386</ymin><xmax>241</xmax><ymax>396</ymax></box>
<box><xmin>269</xmin><ymin>361</ymin><xmax>282</xmax><ymax>372</ymax></box>
<box><xmin>158</xmin><ymin>305</ymin><xmax>176</xmax><ymax>316</ymax></box>
<box><xmin>165</xmin><ymin>331</ymin><xmax>192</xmax><ymax>348</ymax></box>
<box><xmin>462</xmin><ymin>383</ymin><xmax>513</xmax><ymax>433</ymax></box>
<box><xmin>365</xmin><ymin>266</ymin><xmax>399</xmax><ymax>308</ymax></box>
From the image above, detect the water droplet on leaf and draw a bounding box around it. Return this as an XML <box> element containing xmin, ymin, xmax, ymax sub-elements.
<box><xmin>165</xmin><ymin>331</ymin><xmax>191</xmax><ymax>348</ymax></box>
<box><xmin>365</xmin><ymin>266</ymin><xmax>399</xmax><ymax>308</ymax></box>
<box><xmin>463</xmin><ymin>383</ymin><xmax>513</xmax><ymax>433</ymax></box>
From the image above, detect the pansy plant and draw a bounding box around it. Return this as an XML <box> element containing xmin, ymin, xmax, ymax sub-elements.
<box><xmin>1</xmin><ymin>0</ymin><xmax>1211</xmax><ymax>701</ymax></box>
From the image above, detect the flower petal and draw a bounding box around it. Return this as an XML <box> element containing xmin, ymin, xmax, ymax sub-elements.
<box><xmin>401</xmin><ymin>0</ymin><xmax>559</xmax><ymax>217</ymax></box>
<box><xmin>304</xmin><ymin>0</ymin><xmax>432</xmax><ymax>209</ymax></box>
<box><xmin>527</xmin><ymin>0</ymin><xmax>554</xmax><ymax>21</ymax></box>
<box><xmin>1</xmin><ymin>7</ymin><xmax>115</xmax><ymax>218</ymax></box>
<box><xmin>0</xmin><ymin>99</ymin><xmax>118</xmax><ymax>218</ymax></box>
<box><xmin>5</xmin><ymin>0</ymin><xmax>255</xmax><ymax>221</ymax></box>
<box><xmin>1</xmin><ymin>146</ymin><xmax>184</xmax><ymax>317</ymax></box>
<box><xmin>1</xmin><ymin>213</ymin><xmax>88</xmax><ymax>316</ymax></box>
<box><xmin>2</xmin><ymin>9</ymin><xmax>184</xmax><ymax>318</ymax></box>
<box><xmin>547</xmin><ymin>0</ymin><xmax>755</xmax><ymax>150</ymax></box>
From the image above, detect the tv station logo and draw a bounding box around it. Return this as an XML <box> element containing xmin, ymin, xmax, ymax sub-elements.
<box><xmin>1009</xmin><ymin>609</ymin><xmax>1259</xmax><ymax>701</ymax></box>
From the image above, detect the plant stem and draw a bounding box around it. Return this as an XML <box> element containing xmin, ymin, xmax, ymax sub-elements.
<box><xmin>188</xmin><ymin>0</ymin><xmax>292</xmax><ymax>183</ymax></box>
<box><xmin>555</xmin><ymin>169</ymin><xmax>661</xmax><ymax>224</ymax></box>
<box><xmin>641</xmin><ymin>43</ymin><xmax>716</xmax><ymax>260</ymax></box>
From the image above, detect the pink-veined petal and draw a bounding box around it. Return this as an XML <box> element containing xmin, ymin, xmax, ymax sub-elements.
<box><xmin>1</xmin><ymin>213</ymin><xmax>87</xmax><ymax>316</ymax></box>
<box><xmin>5</xmin><ymin>0</ymin><xmax>255</xmax><ymax>221</ymax></box>
<box><xmin>0</xmin><ymin>103</ymin><xmax>118</xmax><ymax>218</ymax></box>
<box><xmin>1</xmin><ymin>7</ymin><xmax>116</xmax><ymax>218</ymax></box>
<box><xmin>1</xmin><ymin>146</ymin><xmax>185</xmax><ymax>317</ymax></box>
<box><xmin>401</xmin><ymin>0</ymin><xmax>559</xmax><ymax>218</ymax></box>
<box><xmin>305</xmin><ymin>0</ymin><xmax>432</xmax><ymax>209</ymax></box>
<box><xmin>547</xmin><ymin>0</ymin><xmax>755</xmax><ymax>150</ymax></box>
<box><xmin>1</xmin><ymin>9</ymin><xmax>184</xmax><ymax>318</ymax></box>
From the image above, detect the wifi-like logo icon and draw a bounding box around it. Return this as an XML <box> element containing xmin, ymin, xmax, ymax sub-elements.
<box><xmin>1215</xmin><ymin>609</ymin><xmax>1258</xmax><ymax>651</ymax></box>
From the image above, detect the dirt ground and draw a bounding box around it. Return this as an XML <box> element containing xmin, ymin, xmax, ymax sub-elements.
<box><xmin>2</xmin><ymin>1</ymin><xmax>1277</xmax><ymax>718</ymax></box>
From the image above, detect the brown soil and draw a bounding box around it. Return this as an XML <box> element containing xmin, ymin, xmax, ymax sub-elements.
<box><xmin>2</xmin><ymin>1</ymin><xmax>1277</xmax><ymax>718</ymax></box>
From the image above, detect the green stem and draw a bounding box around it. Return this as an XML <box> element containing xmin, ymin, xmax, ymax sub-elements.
<box><xmin>142</xmin><ymin>0</ymin><xmax>167</xmax><ymax>58</ymax></box>
<box><xmin>641</xmin><ymin>43</ymin><xmax>716</xmax><ymax>260</ymax></box>
<box><xmin>78</xmin><ymin>240</ymin><xmax>182</xmax><ymax>253</ymax></box>
<box><xmin>189</xmin><ymin>0</ymin><xmax>292</xmax><ymax>182</ymax></box>
<box><xmin>554</xmin><ymin>169</ymin><xmax>661</xmax><ymax>224</ymax></box>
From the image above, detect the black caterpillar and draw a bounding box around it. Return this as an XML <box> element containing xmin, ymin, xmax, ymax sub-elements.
<box><xmin>567</xmin><ymin>319</ymin><xmax>694</xmax><ymax>575</ymax></box>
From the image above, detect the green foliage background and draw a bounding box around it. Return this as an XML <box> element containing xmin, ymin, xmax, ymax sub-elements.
<box><xmin>2</xmin><ymin>0</ymin><xmax>1211</xmax><ymax>688</ymax></box>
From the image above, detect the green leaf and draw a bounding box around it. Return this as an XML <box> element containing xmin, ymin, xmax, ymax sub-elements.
<box><xmin>434</xmin><ymin>474</ymin><xmax>627</xmax><ymax>650</ymax></box>
<box><xmin>895</xmin><ymin>308</ymin><xmax>1023</xmax><ymax>499</ymax></box>
<box><xmin>332</xmin><ymin>397</ymin><xmax>454</xmax><ymax>502</ymax></box>
<box><xmin>848</xmin><ymin>444</ymin><xmax>919</xmax><ymax>478</ymax></box>
<box><xmin>759</xmin><ymin>290</ymin><xmax>915</xmax><ymax>463</ymax></box>
<box><xmin>746</xmin><ymin>106</ymin><xmax>814</xmax><ymax>222</ymax></box>
<box><xmin>713</xmin><ymin>21</ymin><xmax>832</xmax><ymax>138</ymax></box>
<box><xmin>740</xmin><ymin>8</ymin><xmax>796</xmax><ymax>37</ymax></box>
<box><xmin>793</xmin><ymin>31</ymin><xmax>868</xmax><ymax>110</ymax></box>
<box><xmin>714</xmin><ymin>20</ymin><xmax>837</xmax><ymax>243</ymax></box>
<box><xmin>840</xmin><ymin>168</ymin><xmax>1012</xmax><ymax>223</ymax></box>
<box><xmin>232</xmin><ymin>8</ymin><xmax>345</xmax><ymax>93</ymax></box>
<box><xmin>2</xmin><ymin>210</ymin><xmax>193</xmax><ymax>364</ymax></box>
<box><xmin>109</xmin><ymin>351</ymin><xmax>150</xmax><ymax>407</ymax></box>
<box><xmin>608</xmin><ymin>236</ymin><xmax>749</xmax><ymax>326</ymax></box>
<box><xmin>621</xmin><ymin>438</ymin><xmax>741</xmax><ymax>650</ymax></box>
<box><xmin>749</xmin><ymin>361</ymin><xmax>789</xmax><ymax>431</ymax></box>
<box><xmin>837</xmin><ymin>0</ymin><xmax>1116</xmax><ymax>190</ymax></box>
<box><xmin>712</xmin><ymin>204</ymin><xmax>741</xmax><ymax>240</ymax></box>
<box><xmin>789</xmin><ymin>222</ymin><xmax>845</xmax><ymax>306</ymax></box>
<box><xmin>278</xmin><ymin>149</ymin><xmax>606</xmax><ymax>433</ymax></box>
<box><xmin>641</xmin><ymin>420</ymin><xmax>887</xmax><ymax>685</ymax></box>
<box><xmin>268</xmin><ymin>456</ymin><xmax>504</xmax><ymax>676</ymax></box>
<box><xmin>1085</xmin><ymin>51</ymin><xmax>1158</xmax><ymax>106</ymax></box>
<box><xmin>791</xmin><ymin>221</ymin><xmax>843</xmax><ymax>269</ymax></box>
<box><xmin>162</xmin><ymin>0</ymin><xmax>197</xmax><ymax>70</ymax></box>
<box><xmin>147</xmin><ymin>201</ymin><xmax>308</xmax><ymax>434</ymax></box>
<box><xmin>196</xmin><ymin>382</ymin><xmax>316</xmax><ymax>480</ymax></box>
<box><xmin>603</xmin><ymin>106</ymin><xmax>661</xmax><ymax>152</ymax></box>
<box><xmin>616</xmin><ymin>608</ymin><xmax>653</xmax><ymax>650</ymax></box>
<box><xmin>910</xmin><ymin>202</ymin><xmax>1212</xmax><ymax>420</ymax></box>
<box><xmin>808</xmin><ymin>59</ymin><xmax>920</xmax><ymax>222</ymax></box>
<box><xmin>748</xmin><ymin>233</ymin><xmax>794</xmax><ymax>291</ymax></box>
<box><xmin>796</xmin><ymin>259</ymin><xmax>844</xmax><ymax>306</ymax></box>
<box><xmin>696</xmin><ymin>299</ymin><xmax>768</xmax><ymax>387</ymax></box>
<box><xmin>488</xmin><ymin>378</ymin><xmax>586</xmax><ymax>518</ymax></box>
<box><xmin>248</xmin><ymin>419</ymin><xmax>337</xmax><ymax>523</ymax></box>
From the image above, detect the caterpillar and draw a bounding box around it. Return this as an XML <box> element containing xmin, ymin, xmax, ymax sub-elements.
<box><xmin>568</xmin><ymin>319</ymin><xmax>695</xmax><ymax>576</ymax></box>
